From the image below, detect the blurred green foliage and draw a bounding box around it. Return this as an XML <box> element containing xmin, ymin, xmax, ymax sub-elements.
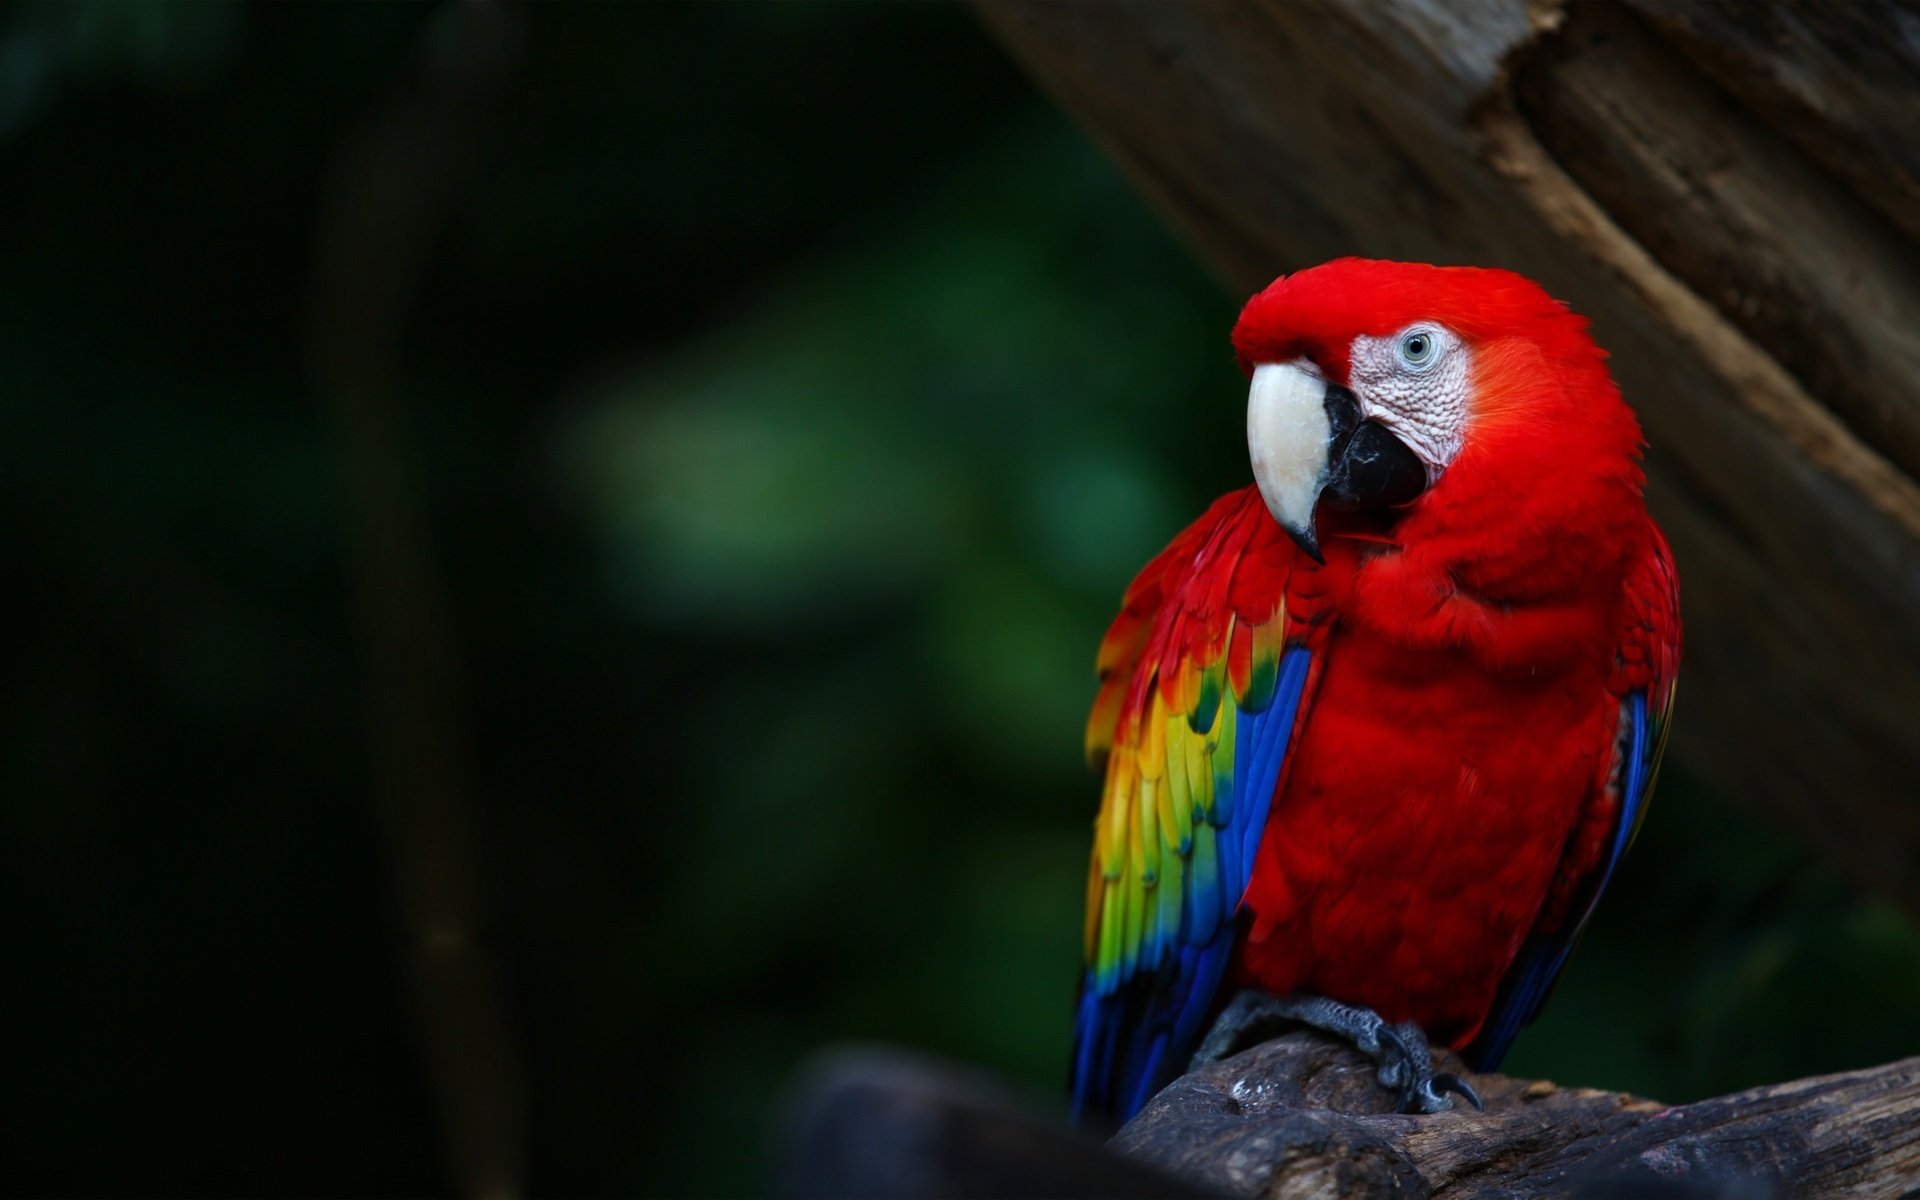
<box><xmin>3</xmin><ymin>3</ymin><xmax>1916</xmax><ymax>1196</ymax></box>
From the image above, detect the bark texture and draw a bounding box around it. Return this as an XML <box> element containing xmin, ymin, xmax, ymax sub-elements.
<box><xmin>1115</xmin><ymin>1031</ymin><xmax>1920</xmax><ymax>1199</ymax></box>
<box><xmin>974</xmin><ymin>0</ymin><xmax>1920</xmax><ymax>919</ymax></box>
<box><xmin>774</xmin><ymin>1037</ymin><xmax>1920</xmax><ymax>1199</ymax></box>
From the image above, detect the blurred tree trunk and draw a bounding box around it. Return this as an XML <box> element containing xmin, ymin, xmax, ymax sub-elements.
<box><xmin>976</xmin><ymin>0</ymin><xmax>1920</xmax><ymax>919</ymax></box>
<box><xmin>308</xmin><ymin>4</ymin><xmax>524</xmax><ymax>1196</ymax></box>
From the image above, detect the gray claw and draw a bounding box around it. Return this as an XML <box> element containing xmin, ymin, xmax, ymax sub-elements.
<box><xmin>1374</xmin><ymin>1024</ymin><xmax>1414</xmax><ymax>1091</ymax></box>
<box><xmin>1433</xmin><ymin>1073</ymin><xmax>1484</xmax><ymax>1111</ymax></box>
<box><xmin>1191</xmin><ymin>991</ymin><xmax>1482</xmax><ymax>1116</ymax></box>
<box><xmin>1378</xmin><ymin>1020</ymin><xmax>1463</xmax><ymax>1114</ymax></box>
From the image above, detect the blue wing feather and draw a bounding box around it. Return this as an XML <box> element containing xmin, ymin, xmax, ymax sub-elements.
<box><xmin>1070</xmin><ymin>647</ymin><xmax>1311</xmax><ymax>1123</ymax></box>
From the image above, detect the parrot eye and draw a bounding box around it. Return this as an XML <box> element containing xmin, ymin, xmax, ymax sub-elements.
<box><xmin>1397</xmin><ymin>326</ymin><xmax>1442</xmax><ymax>371</ymax></box>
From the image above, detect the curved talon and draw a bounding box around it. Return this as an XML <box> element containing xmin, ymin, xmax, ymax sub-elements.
<box><xmin>1433</xmin><ymin>1072</ymin><xmax>1484</xmax><ymax>1112</ymax></box>
<box><xmin>1398</xmin><ymin>1070</ymin><xmax>1482</xmax><ymax>1115</ymax></box>
<box><xmin>1377</xmin><ymin>1023</ymin><xmax>1477</xmax><ymax>1114</ymax></box>
<box><xmin>1373</xmin><ymin>1024</ymin><xmax>1414</xmax><ymax>1091</ymax></box>
<box><xmin>1397</xmin><ymin>1081</ymin><xmax>1448</xmax><ymax>1114</ymax></box>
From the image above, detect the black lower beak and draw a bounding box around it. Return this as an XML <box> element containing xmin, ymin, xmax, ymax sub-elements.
<box><xmin>1324</xmin><ymin>417</ymin><xmax>1428</xmax><ymax>512</ymax></box>
<box><xmin>1281</xmin><ymin>384</ymin><xmax>1428</xmax><ymax>560</ymax></box>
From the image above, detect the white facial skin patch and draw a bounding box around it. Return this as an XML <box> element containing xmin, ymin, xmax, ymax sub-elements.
<box><xmin>1346</xmin><ymin>324</ymin><xmax>1470</xmax><ymax>479</ymax></box>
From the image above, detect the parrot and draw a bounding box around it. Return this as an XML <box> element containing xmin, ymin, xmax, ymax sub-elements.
<box><xmin>1070</xmin><ymin>258</ymin><xmax>1681</xmax><ymax>1125</ymax></box>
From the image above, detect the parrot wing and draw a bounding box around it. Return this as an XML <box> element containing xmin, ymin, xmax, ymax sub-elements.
<box><xmin>1465</xmin><ymin>525</ymin><xmax>1681</xmax><ymax>1070</ymax></box>
<box><xmin>1071</xmin><ymin>487</ymin><xmax>1315</xmax><ymax>1122</ymax></box>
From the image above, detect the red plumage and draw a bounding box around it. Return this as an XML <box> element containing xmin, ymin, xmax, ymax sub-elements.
<box><xmin>1073</xmin><ymin>259</ymin><xmax>1681</xmax><ymax>1121</ymax></box>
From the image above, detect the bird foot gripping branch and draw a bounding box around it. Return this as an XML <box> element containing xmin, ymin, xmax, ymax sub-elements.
<box><xmin>1191</xmin><ymin>991</ymin><xmax>1482</xmax><ymax>1114</ymax></box>
<box><xmin>1069</xmin><ymin>259</ymin><xmax>1680</xmax><ymax>1127</ymax></box>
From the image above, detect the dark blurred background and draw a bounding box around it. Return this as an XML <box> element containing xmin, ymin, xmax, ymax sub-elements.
<box><xmin>4</xmin><ymin>2</ymin><xmax>1917</xmax><ymax>1196</ymax></box>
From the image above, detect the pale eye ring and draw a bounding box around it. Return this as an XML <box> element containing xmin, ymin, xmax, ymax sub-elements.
<box><xmin>1398</xmin><ymin>327</ymin><xmax>1441</xmax><ymax>370</ymax></box>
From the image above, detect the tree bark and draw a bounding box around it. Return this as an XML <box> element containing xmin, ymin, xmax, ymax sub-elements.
<box><xmin>974</xmin><ymin>0</ymin><xmax>1920</xmax><ymax>920</ymax></box>
<box><xmin>1116</xmin><ymin>1031</ymin><xmax>1920</xmax><ymax>1199</ymax></box>
<box><xmin>774</xmin><ymin>1037</ymin><xmax>1920</xmax><ymax>1199</ymax></box>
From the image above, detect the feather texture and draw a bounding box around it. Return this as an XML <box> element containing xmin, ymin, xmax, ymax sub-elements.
<box><xmin>1071</xmin><ymin>489</ymin><xmax>1314</xmax><ymax>1122</ymax></box>
<box><xmin>1072</xmin><ymin>259</ymin><xmax>1682</xmax><ymax>1127</ymax></box>
<box><xmin>1466</xmin><ymin>527</ymin><xmax>1682</xmax><ymax>1069</ymax></box>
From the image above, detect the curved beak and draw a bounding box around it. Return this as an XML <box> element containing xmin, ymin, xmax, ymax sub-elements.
<box><xmin>1246</xmin><ymin>361</ymin><xmax>1426</xmax><ymax>562</ymax></box>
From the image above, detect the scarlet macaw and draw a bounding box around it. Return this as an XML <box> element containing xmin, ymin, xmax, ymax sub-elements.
<box><xmin>1072</xmin><ymin>259</ymin><xmax>1681</xmax><ymax>1123</ymax></box>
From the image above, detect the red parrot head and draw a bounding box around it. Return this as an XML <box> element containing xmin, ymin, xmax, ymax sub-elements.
<box><xmin>1231</xmin><ymin>258</ymin><xmax>1640</xmax><ymax>561</ymax></box>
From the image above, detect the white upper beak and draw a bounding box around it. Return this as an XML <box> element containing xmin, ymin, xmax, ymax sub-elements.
<box><xmin>1247</xmin><ymin>360</ymin><xmax>1332</xmax><ymax>552</ymax></box>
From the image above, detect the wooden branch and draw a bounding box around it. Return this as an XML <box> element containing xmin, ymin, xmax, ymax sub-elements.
<box><xmin>775</xmin><ymin>1047</ymin><xmax>1218</xmax><ymax>1200</ymax></box>
<box><xmin>1114</xmin><ymin>1032</ymin><xmax>1920</xmax><ymax>1199</ymax></box>
<box><xmin>774</xmin><ymin>1038</ymin><xmax>1920</xmax><ymax>1198</ymax></box>
<box><xmin>973</xmin><ymin>0</ymin><xmax>1920</xmax><ymax>917</ymax></box>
